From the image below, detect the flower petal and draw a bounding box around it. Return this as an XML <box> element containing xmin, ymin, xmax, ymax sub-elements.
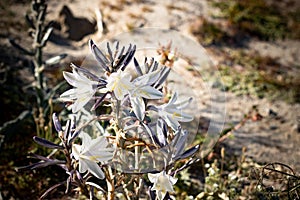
<box><xmin>148</xmin><ymin>173</ymin><xmax>158</xmax><ymax>183</ymax></box>
<box><xmin>137</xmin><ymin>86</ymin><xmax>162</xmax><ymax>99</ymax></box>
<box><xmin>162</xmin><ymin>113</ymin><xmax>180</xmax><ymax>130</ymax></box>
<box><xmin>60</xmin><ymin>89</ymin><xmax>77</xmax><ymax>100</ymax></box>
<box><xmin>72</xmin><ymin>91</ymin><xmax>94</xmax><ymax>113</ymax></box>
<box><xmin>63</xmin><ymin>71</ymin><xmax>77</xmax><ymax>87</ymax></box>
<box><xmin>156</xmin><ymin>119</ymin><xmax>167</xmax><ymax>147</ymax></box>
<box><xmin>80</xmin><ymin>132</ymin><xmax>92</xmax><ymax>152</ymax></box>
<box><xmin>86</xmin><ymin>136</ymin><xmax>109</xmax><ymax>152</ymax></box>
<box><xmin>87</xmin><ymin>150</ymin><xmax>114</xmax><ymax>162</ymax></box>
<box><xmin>175</xmin><ymin>97</ymin><xmax>193</xmax><ymax>109</ymax></box>
<box><xmin>83</xmin><ymin>159</ymin><xmax>105</xmax><ymax>179</ymax></box>
<box><xmin>72</xmin><ymin>144</ymin><xmax>81</xmax><ymax>161</ymax></box>
<box><xmin>78</xmin><ymin>158</ymin><xmax>88</xmax><ymax>173</ymax></box>
<box><xmin>133</xmin><ymin>68</ymin><xmax>161</xmax><ymax>85</ymax></box>
<box><xmin>106</xmin><ymin>71</ymin><xmax>133</xmax><ymax>100</ymax></box>
<box><xmin>130</xmin><ymin>96</ymin><xmax>145</xmax><ymax>121</ymax></box>
<box><xmin>167</xmin><ymin>92</ymin><xmax>178</xmax><ymax>106</ymax></box>
<box><xmin>169</xmin><ymin>176</ymin><xmax>178</xmax><ymax>185</ymax></box>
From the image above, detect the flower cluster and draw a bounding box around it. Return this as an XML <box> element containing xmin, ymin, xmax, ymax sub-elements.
<box><xmin>23</xmin><ymin>40</ymin><xmax>200</xmax><ymax>200</ymax></box>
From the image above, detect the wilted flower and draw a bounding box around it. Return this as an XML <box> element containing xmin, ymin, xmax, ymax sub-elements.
<box><xmin>60</xmin><ymin>68</ymin><xmax>100</xmax><ymax>113</ymax></box>
<box><xmin>72</xmin><ymin>132</ymin><xmax>114</xmax><ymax>179</ymax></box>
<box><xmin>148</xmin><ymin>171</ymin><xmax>177</xmax><ymax>200</ymax></box>
<box><xmin>155</xmin><ymin>92</ymin><xmax>193</xmax><ymax>130</ymax></box>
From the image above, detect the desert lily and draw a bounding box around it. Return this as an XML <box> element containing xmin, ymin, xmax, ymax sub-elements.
<box><xmin>72</xmin><ymin>132</ymin><xmax>114</xmax><ymax>179</ymax></box>
<box><xmin>106</xmin><ymin>68</ymin><xmax>163</xmax><ymax>121</ymax></box>
<box><xmin>105</xmin><ymin>69</ymin><xmax>134</xmax><ymax>100</ymax></box>
<box><xmin>148</xmin><ymin>170</ymin><xmax>177</xmax><ymax>200</ymax></box>
<box><xmin>60</xmin><ymin>68</ymin><xmax>103</xmax><ymax>113</ymax></box>
<box><xmin>153</xmin><ymin>92</ymin><xmax>193</xmax><ymax>130</ymax></box>
<box><xmin>129</xmin><ymin>69</ymin><xmax>163</xmax><ymax>120</ymax></box>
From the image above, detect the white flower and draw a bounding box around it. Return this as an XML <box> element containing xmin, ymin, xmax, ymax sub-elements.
<box><xmin>156</xmin><ymin>92</ymin><xmax>193</xmax><ymax>130</ymax></box>
<box><xmin>130</xmin><ymin>69</ymin><xmax>163</xmax><ymax>120</ymax></box>
<box><xmin>72</xmin><ymin>132</ymin><xmax>114</xmax><ymax>179</ymax></box>
<box><xmin>60</xmin><ymin>69</ymin><xmax>99</xmax><ymax>113</ymax></box>
<box><xmin>106</xmin><ymin>69</ymin><xmax>163</xmax><ymax>121</ymax></box>
<box><xmin>148</xmin><ymin>171</ymin><xmax>177</xmax><ymax>200</ymax></box>
<box><xmin>106</xmin><ymin>70</ymin><xmax>134</xmax><ymax>100</ymax></box>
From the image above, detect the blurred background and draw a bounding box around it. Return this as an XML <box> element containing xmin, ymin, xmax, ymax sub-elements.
<box><xmin>0</xmin><ymin>0</ymin><xmax>299</xmax><ymax>199</ymax></box>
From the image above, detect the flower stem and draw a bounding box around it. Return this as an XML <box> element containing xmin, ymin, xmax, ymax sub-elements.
<box><xmin>104</xmin><ymin>167</ymin><xmax>115</xmax><ymax>200</ymax></box>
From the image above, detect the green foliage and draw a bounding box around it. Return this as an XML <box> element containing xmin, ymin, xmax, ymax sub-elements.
<box><xmin>219</xmin><ymin>64</ymin><xmax>267</xmax><ymax>97</ymax></box>
<box><xmin>190</xmin><ymin>18</ymin><xmax>228</xmax><ymax>46</ymax></box>
<box><xmin>195</xmin><ymin>160</ymin><xmax>240</xmax><ymax>200</ymax></box>
<box><xmin>212</xmin><ymin>0</ymin><xmax>299</xmax><ymax>40</ymax></box>
<box><xmin>174</xmin><ymin>168</ymin><xmax>203</xmax><ymax>199</ymax></box>
<box><xmin>206</xmin><ymin>49</ymin><xmax>300</xmax><ymax>103</ymax></box>
<box><xmin>217</xmin><ymin>64</ymin><xmax>299</xmax><ymax>103</ymax></box>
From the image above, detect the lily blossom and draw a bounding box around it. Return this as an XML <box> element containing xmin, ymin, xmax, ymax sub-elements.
<box><xmin>60</xmin><ymin>69</ymin><xmax>99</xmax><ymax>113</ymax></box>
<box><xmin>130</xmin><ymin>69</ymin><xmax>163</xmax><ymax>121</ymax></box>
<box><xmin>155</xmin><ymin>92</ymin><xmax>193</xmax><ymax>130</ymax></box>
<box><xmin>105</xmin><ymin>69</ymin><xmax>163</xmax><ymax>121</ymax></box>
<box><xmin>148</xmin><ymin>171</ymin><xmax>177</xmax><ymax>200</ymax></box>
<box><xmin>72</xmin><ymin>132</ymin><xmax>114</xmax><ymax>179</ymax></box>
<box><xmin>105</xmin><ymin>70</ymin><xmax>134</xmax><ymax>100</ymax></box>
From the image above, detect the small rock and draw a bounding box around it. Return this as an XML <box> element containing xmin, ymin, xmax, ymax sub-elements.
<box><xmin>268</xmin><ymin>109</ymin><xmax>278</xmax><ymax>117</ymax></box>
<box><xmin>269</xmin><ymin>125</ymin><xmax>278</xmax><ymax>130</ymax></box>
<box><xmin>292</xmin><ymin>124</ymin><xmax>300</xmax><ymax>134</ymax></box>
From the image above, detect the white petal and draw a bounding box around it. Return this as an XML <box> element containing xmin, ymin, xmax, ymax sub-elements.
<box><xmin>130</xmin><ymin>96</ymin><xmax>145</xmax><ymax>121</ymax></box>
<box><xmin>84</xmin><ymin>159</ymin><xmax>105</xmax><ymax>179</ymax></box>
<box><xmin>60</xmin><ymin>89</ymin><xmax>77</xmax><ymax>100</ymax></box>
<box><xmin>72</xmin><ymin>69</ymin><xmax>96</xmax><ymax>87</ymax></box>
<box><xmin>148</xmin><ymin>173</ymin><xmax>158</xmax><ymax>183</ymax></box>
<box><xmin>146</xmin><ymin>69</ymin><xmax>163</xmax><ymax>85</ymax></box>
<box><xmin>78</xmin><ymin>158</ymin><xmax>88</xmax><ymax>173</ymax></box>
<box><xmin>86</xmin><ymin>136</ymin><xmax>109</xmax><ymax>152</ymax></box>
<box><xmin>169</xmin><ymin>176</ymin><xmax>178</xmax><ymax>185</ymax></box>
<box><xmin>172</xmin><ymin>112</ymin><xmax>193</xmax><ymax>122</ymax></box>
<box><xmin>164</xmin><ymin>107</ymin><xmax>193</xmax><ymax>122</ymax></box>
<box><xmin>175</xmin><ymin>97</ymin><xmax>193</xmax><ymax>109</ymax></box>
<box><xmin>106</xmin><ymin>71</ymin><xmax>133</xmax><ymax>100</ymax></box>
<box><xmin>123</xmin><ymin>73</ymin><xmax>132</xmax><ymax>82</ymax></box>
<box><xmin>167</xmin><ymin>92</ymin><xmax>178</xmax><ymax>106</ymax></box>
<box><xmin>133</xmin><ymin>69</ymin><xmax>161</xmax><ymax>85</ymax></box>
<box><xmin>72</xmin><ymin>92</ymin><xmax>94</xmax><ymax>113</ymax></box>
<box><xmin>88</xmin><ymin>150</ymin><xmax>114</xmax><ymax>162</ymax></box>
<box><xmin>72</xmin><ymin>144</ymin><xmax>81</xmax><ymax>160</ymax></box>
<box><xmin>112</xmin><ymin>81</ymin><xmax>132</xmax><ymax>100</ymax></box>
<box><xmin>80</xmin><ymin>132</ymin><xmax>92</xmax><ymax>152</ymax></box>
<box><xmin>138</xmin><ymin>86</ymin><xmax>162</xmax><ymax>99</ymax></box>
<box><xmin>163</xmin><ymin>113</ymin><xmax>180</xmax><ymax>130</ymax></box>
<box><xmin>63</xmin><ymin>71</ymin><xmax>77</xmax><ymax>87</ymax></box>
<box><xmin>157</xmin><ymin>190</ymin><xmax>166</xmax><ymax>200</ymax></box>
